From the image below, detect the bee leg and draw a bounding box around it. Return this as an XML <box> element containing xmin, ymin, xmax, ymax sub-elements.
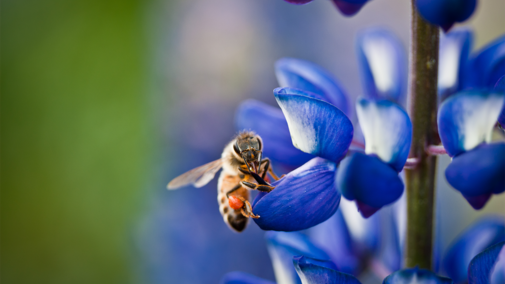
<box><xmin>237</xmin><ymin>166</ymin><xmax>250</xmax><ymax>176</ymax></box>
<box><xmin>238</xmin><ymin>197</ymin><xmax>259</xmax><ymax>219</ymax></box>
<box><xmin>260</xmin><ymin>158</ymin><xmax>281</xmax><ymax>181</ymax></box>
<box><xmin>225</xmin><ymin>184</ymin><xmax>242</xmax><ymax>198</ymax></box>
<box><xmin>241</xmin><ymin>181</ymin><xmax>274</xmax><ymax>192</ymax></box>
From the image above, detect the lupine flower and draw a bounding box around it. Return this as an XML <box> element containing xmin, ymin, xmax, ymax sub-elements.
<box><xmin>281</xmin><ymin>0</ymin><xmax>370</xmax><ymax>17</ymax></box>
<box><xmin>337</xmin><ymin>28</ymin><xmax>411</xmax><ymax>218</ymax></box>
<box><xmin>293</xmin><ymin>256</ymin><xmax>362</xmax><ymax>284</ymax></box>
<box><xmin>415</xmin><ymin>0</ymin><xmax>477</xmax><ymax>32</ymax></box>
<box><xmin>442</xmin><ymin>216</ymin><xmax>505</xmax><ymax>284</ymax></box>
<box><xmin>237</xmin><ymin>58</ymin><xmax>354</xmax><ymax>231</ymax></box>
<box><xmin>437</xmin><ymin>91</ymin><xmax>505</xmax><ymax>209</ymax></box>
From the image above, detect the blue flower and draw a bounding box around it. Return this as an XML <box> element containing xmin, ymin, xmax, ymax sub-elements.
<box><xmin>221</xmin><ymin>231</ymin><xmax>363</xmax><ymax>284</ymax></box>
<box><xmin>281</xmin><ymin>0</ymin><xmax>370</xmax><ymax>17</ymax></box>
<box><xmin>336</xmin><ymin>98</ymin><xmax>412</xmax><ymax>218</ymax></box>
<box><xmin>383</xmin><ymin>267</ymin><xmax>453</xmax><ymax>284</ymax></box>
<box><xmin>437</xmin><ymin>91</ymin><xmax>505</xmax><ymax>209</ymax></box>
<box><xmin>415</xmin><ymin>0</ymin><xmax>477</xmax><ymax>32</ymax></box>
<box><xmin>293</xmin><ymin>256</ymin><xmax>362</xmax><ymax>284</ymax></box>
<box><xmin>442</xmin><ymin>216</ymin><xmax>505</xmax><ymax>284</ymax></box>
<box><xmin>468</xmin><ymin>241</ymin><xmax>505</xmax><ymax>284</ymax></box>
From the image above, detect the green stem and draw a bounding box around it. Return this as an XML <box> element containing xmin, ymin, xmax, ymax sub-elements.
<box><xmin>404</xmin><ymin>1</ymin><xmax>440</xmax><ymax>268</ymax></box>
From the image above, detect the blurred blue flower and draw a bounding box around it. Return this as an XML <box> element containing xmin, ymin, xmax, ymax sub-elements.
<box><xmin>281</xmin><ymin>0</ymin><xmax>370</xmax><ymax>17</ymax></box>
<box><xmin>438</xmin><ymin>30</ymin><xmax>505</xmax><ymax>101</ymax></box>
<box><xmin>437</xmin><ymin>91</ymin><xmax>505</xmax><ymax>209</ymax></box>
<box><xmin>293</xmin><ymin>256</ymin><xmax>362</xmax><ymax>284</ymax></box>
<box><xmin>415</xmin><ymin>0</ymin><xmax>477</xmax><ymax>32</ymax></box>
<box><xmin>383</xmin><ymin>267</ymin><xmax>453</xmax><ymax>284</ymax></box>
<box><xmin>442</xmin><ymin>216</ymin><xmax>505</xmax><ymax>284</ymax></box>
<box><xmin>468</xmin><ymin>241</ymin><xmax>505</xmax><ymax>284</ymax></box>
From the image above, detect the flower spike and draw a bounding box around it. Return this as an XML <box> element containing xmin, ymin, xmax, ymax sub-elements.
<box><xmin>274</xmin><ymin>89</ymin><xmax>354</xmax><ymax>163</ymax></box>
<box><xmin>293</xmin><ymin>256</ymin><xmax>362</xmax><ymax>284</ymax></box>
<box><xmin>253</xmin><ymin>158</ymin><xmax>341</xmax><ymax>231</ymax></box>
<box><xmin>356</xmin><ymin>28</ymin><xmax>407</xmax><ymax>104</ymax></box>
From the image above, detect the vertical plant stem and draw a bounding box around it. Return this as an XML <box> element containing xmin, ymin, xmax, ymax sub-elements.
<box><xmin>405</xmin><ymin>1</ymin><xmax>440</xmax><ymax>268</ymax></box>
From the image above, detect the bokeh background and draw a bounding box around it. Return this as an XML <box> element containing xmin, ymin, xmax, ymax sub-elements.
<box><xmin>1</xmin><ymin>0</ymin><xmax>504</xmax><ymax>283</ymax></box>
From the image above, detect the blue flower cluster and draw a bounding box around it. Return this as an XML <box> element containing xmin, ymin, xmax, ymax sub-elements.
<box><xmin>220</xmin><ymin>216</ymin><xmax>505</xmax><ymax>283</ymax></box>
<box><xmin>281</xmin><ymin>0</ymin><xmax>478</xmax><ymax>32</ymax></box>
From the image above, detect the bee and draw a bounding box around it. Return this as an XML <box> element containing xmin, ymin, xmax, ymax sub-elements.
<box><xmin>167</xmin><ymin>131</ymin><xmax>280</xmax><ymax>232</ymax></box>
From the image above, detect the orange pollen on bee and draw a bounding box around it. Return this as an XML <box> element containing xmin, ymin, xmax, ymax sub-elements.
<box><xmin>228</xmin><ymin>195</ymin><xmax>244</xmax><ymax>210</ymax></box>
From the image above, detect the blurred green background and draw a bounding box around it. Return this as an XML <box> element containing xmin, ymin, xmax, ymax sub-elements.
<box><xmin>1</xmin><ymin>0</ymin><xmax>153</xmax><ymax>283</ymax></box>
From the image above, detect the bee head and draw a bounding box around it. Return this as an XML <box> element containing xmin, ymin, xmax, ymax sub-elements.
<box><xmin>234</xmin><ymin>134</ymin><xmax>262</xmax><ymax>173</ymax></box>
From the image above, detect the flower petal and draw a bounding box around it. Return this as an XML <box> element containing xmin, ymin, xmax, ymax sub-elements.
<box><xmin>416</xmin><ymin>0</ymin><xmax>477</xmax><ymax>32</ymax></box>
<box><xmin>445</xmin><ymin>143</ymin><xmax>505</xmax><ymax>209</ymax></box>
<box><xmin>221</xmin><ymin>272</ymin><xmax>276</xmax><ymax>284</ymax></box>
<box><xmin>356</xmin><ymin>98</ymin><xmax>412</xmax><ymax>171</ymax></box>
<box><xmin>266</xmin><ymin>231</ymin><xmax>330</xmax><ymax>284</ymax></box>
<box><xmin>293</xmin><ymin>256</ymin><xmax>362</xmax><ymax>284</ymax></box>
<box><xmin>275</xmin><ymin>58</ymin><xmax>350</xmax><ymax>116</ymax></box>
<box><xmin>336</xmin><ymin>152</ymin><xmax>404</xmax><ymax>217</ymax></box>
<box><xmin>236</xmin><ymin>99</ymin><xmax>314</xmax><ymax>167</ymax></box>
<box><xmin>468</xmin><ymin>241</ymin><xmax>505</xmax><ymax>284</ymax></box>
<box><xmin>356</xmin><ymin>28</ymin><xmax>407</xmax><ymax>104</ymax></box>
<box><xmin>443</xmin><ymin>216</ymin><xmax>505</xmax><ymax>283</ymax></box>
<box><xmin>274</xmin><ymin>90</ymin><xmax>354</xmax><ymax>162</ymax></box>
<box><xmin>464</xmin><ymin>34</ymin><xmax>505</xmax><ymax>90</ymax></box>
<box><xmin>383</xmin><ymin>267</ymin><xmax>452</xmax><ymax>284</ymax></box>
<box><xmin>253</xmin><ymin>157</ymin><xmax>340</xmax><ymax>231</ymax></box>
<box><xmin>331</xmin><ymin>0</ymin><xmax>369</xmax><ymax>17</ymax></box>
<box><xmin>438</xmin><ymin>91</ymin><xmax>505</xmax><ymax>157</ymax></box>
<box><xmin>438</xmin><ymin>28</ymin><xmax>473</xmax><ymax>100</ymax></box>
<box><xmin>308</xmin><ymin>209</ymin><xmax>360</xmax><ymax>274</ymax></box>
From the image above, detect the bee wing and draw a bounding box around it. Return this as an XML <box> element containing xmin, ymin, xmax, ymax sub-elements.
<box><xmin>167</xmin><ymin>159</ymin><xmax>223</xmax><ymax>190</ymax></box>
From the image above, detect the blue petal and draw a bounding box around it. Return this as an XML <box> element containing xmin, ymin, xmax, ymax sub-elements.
<box><xmin>464</xmin><ymin>34</ymin><xmax>505</xmax><ymax>90</ymax></box>
<box><xmin>437</xmin><ymin>91</ymin><xmax>505</xmax><ymax>157</ymax></box>
<box><xmin>336</xmin><ymin>152</ymin><xmax>404</xmax><ymax>217</ymax></box>
<box><xmin>416</xmin><ymin>0</ymin><xmax>477</xmax><ymax>32</ymax></box>
<box><xmin>308</xmin><ymin>209</ymin><xmax>359</xmax><ymax>274</ymax></box>
<box><xmin>468</xmin><ymin>241</ymin><xmax>505</xmax><ymax>284</ymax></box>
<box><xmin>445</xmin><ymin>143</ymin><xmax>505</xmax><ymax>209</ymax></box>
<box><xmin>274</xmin><ymin>90</ymin><xmax>354</xmax><ymax>162</ymax></box>
<box><xmin>375</xmin><ymin>208</ymin><xmax>403</xmax><ymax>273</ymax></box>
<box><xmin>331</xmin><ymin>0</ymin><xmax>369</xmax><ymax>17</ymax></box>
<box><xmin>221</xmin><ymin>272</ymin><xmax>276</xmax><ymax>284</ymax></box>
<box><xmin>275</xmin><ymin>58</ymin><xmax>350</xmax><ymax>116</ymax></box>
<box><xmin>266</xmin><ymin>231</ymin><xmax>330</xmax><ymax>284</ymax></box>
<box><xmin>253</xmin><ymin>157</ymin><xmax>341</xmax><ymax>231</ymax></box>
<box><xmin>438</xmin><ymin>28</ymin><xmax>473</xmax><ymax>100</ymax></box>
<box><xmin>356</xmin><ymin>28</ymin><xmax>407</xmax><ymax>104</ymax></box>
<box><xmin>236</xmin><ymin>99</ymin><xmax>314</xmax><ymax>167</ymax></box>
<box><xmin>356</xmin><ymin>98</ymin><xmax>412</xmax><ymax>172</ymax></box>
<box><xmin>383</xmin><ymin>267</ymin><xmax>453</xmax><ymax>284</ymax></box>
<box><xmin>293</xmin><ymin>256</ymin><xmax>362</xmax><ymax>284</ymax></box>
<box><xmin>443</xmin><ymin>216</ymin><xmax>505</xmax><ymax>283</ymax></box>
